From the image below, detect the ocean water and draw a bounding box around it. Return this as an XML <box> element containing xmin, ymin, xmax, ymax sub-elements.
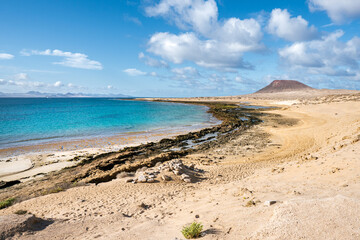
<box><xmin>0</xmin><ymin>98</ymin><xmax>215</xmax><ymax>149</ymax></box>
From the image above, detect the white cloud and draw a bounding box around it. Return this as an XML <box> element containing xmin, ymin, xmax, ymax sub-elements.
<box><xmin>0</xmin><ymin>53</ymin><xmax>14</xmax><ymax>59</ymax></box>
<box><xmin>54</xmin><ymin>81</ymin><xmax>63</xmax><ymax>87</ymax></box>
<box><xmin>123</xmin><ymin>68</ymin><xmax>147</xmax><ymax>76</ymax></box>
<box><xmin>107</xmin><ymin>85</ymin><xmax>113</xmax><ymax>89</ymax></box>
<box><xmin>138</xmin><ymin>52</ymin><xmax>169</xmax><ymax>68</ymax></box>
<box><xmin>172</xmin><ymin>66</ymin><xmax>200</xmax><ymax>79</ymax></box>
<box><xmin>267</xmin><ymin>9</ymin><xmax>318</xmax><ymax>42</ymax></box>
<box><xmin>235</xmin><ymin>76</ymin><xmax>243</xmax><ymax>82</ymax></box>
<box><xmin>146</xmin><ymin>0</ymin><xmax>218</xmax><ymax>36</ymax></box>
<box><xmin>0</xmin><ymin>73</ymin><xmax>84</xmax><ymax>90</ymax></box>
<box><xmin>145</xmin><ymin>0</ymin><xmax>263</xmax><ymax>71</ymax></box>
<box><xmin>279</xmin><ymin>30</ymin><xmax>360</xmax><ymax>78</ymax></box>
<box><xmin>21</xmin><ymin>49</ymin><xmax>103</xmax><ymax>70</ymax></box>
<box><xmin>309</xmin><ymin>0</ymin><xmax>360</xmax><ymax>24</ymax></box>
<box><xmin>149</xmin><ymin>72</ymin><xmax>157</xmax><ymax>76</ymax></box>
<box><xmin>148</xmin><ymin>31</ymin><xmax>256</xmax><ymax>70</ymax></box>
<box><xmin>1</xmin><ymin>78</ymin><xmax>46</xmax><ymax>88</ymax></box>
<box><xmin>14</xmin><ymin>73</ymin><xmax>28</xmax><ymax>81</ymax></box>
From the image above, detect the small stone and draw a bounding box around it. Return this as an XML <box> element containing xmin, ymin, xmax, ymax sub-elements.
<box><xmin>195</xmin><ymin>214</ymin><xmax>199</xmax><ymax>218</ymax></box>
<box><xmin>181</xmin><ymin>173</ymin><xmax>190</xmax><ymax>180</ymax></box>
<box><xmin>147</xmin><ymin>178</ymin><xmax>155</xmax><ymax>183</ymax></box>
<box><xmin>183</xmin><ymin>178</ymin><xmax>191</xmax><ymax>183</ymax></box>
<box><xmin>125</xmin><ymin>178</ymin><xmax>133</xmax><ymax>183</ymax></box>
<box><xmin>137</xmin><ymin>175</ymin><xmax>147</xmax><ymax>183</ymax></box>
<box><xmin>162</xmin><ymin>175</ymin><xmax>171</xmax><ymax>181</ymax></box>
<box><xmin>264</xmin><ymin>200</ymin><xmax>277</xmax><ymax>206</ymax></box>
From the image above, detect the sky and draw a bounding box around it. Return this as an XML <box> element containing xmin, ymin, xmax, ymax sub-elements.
<box><xmin>0</xmin><ymin>0</ymin><xmax>360</xmax><ymax>97</ymax></box>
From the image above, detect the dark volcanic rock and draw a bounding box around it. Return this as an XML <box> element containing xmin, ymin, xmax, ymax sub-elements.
<box><xmin>0</xmin><ymin>180</ymin><xmax>21</xmax><ymax>189</ymax></box>
<box><xmin>256</xmin><ymin>80</ymin><xmax>314</xmax><ymax>93</ymax></box>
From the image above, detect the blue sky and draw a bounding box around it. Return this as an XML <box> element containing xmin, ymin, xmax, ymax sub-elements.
<box><xmin>0</xmin><ymin>0</ymin><xmax>360</xmax><ymax>97</ymax></box>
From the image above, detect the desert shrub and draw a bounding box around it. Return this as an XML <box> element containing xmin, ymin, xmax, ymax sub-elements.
<box><xmin>49</xmin><ymin>187</ymin><xmax>64</xmax><ymax>194</ymax></box>
<box><xmin>42</xmin><ymin>187</ymin><xmax>64</xmax><ymax>195</ymax></box>
<box><xmin>0</xmin><ymin>198</ymin><xmax>15</xmax><ymax>209</ymax></box>
<box><xmin>14</xmin><ymin>210</ymin><xmax>28</xmax><ymax>215</ymax></box>
<box><xmin>181</xmin><ymin>222</ymin><xmax>203</xmax><ymax>239</ymax></box>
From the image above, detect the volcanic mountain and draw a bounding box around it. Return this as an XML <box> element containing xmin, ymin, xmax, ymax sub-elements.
<box><xmin>256</xmin><ymin>80</ymin><xmax>314</xmax><ymax>93</ymax></box>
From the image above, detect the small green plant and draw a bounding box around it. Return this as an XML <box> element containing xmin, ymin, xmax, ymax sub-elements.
<box><xmin>49</xmin><ymin>187</ymin><xmax>64</xmax><ymax>194</ymax></box>
<box><xmin>181</xmin><ymin>222</ymin><xmax>203</xmax><ymax>239</ymax></box>
<box><xmin>14</xmin><ymin>210</ymin><xmax>28</xmax><ymax>215</ymax></box>
<box><xmin>0</xmin><ymin>197</ymin><xmax>15</xmax><ymax>209</ymax></box>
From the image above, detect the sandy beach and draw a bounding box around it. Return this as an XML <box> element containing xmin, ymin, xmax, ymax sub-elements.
<box><xmin>1</xmin><ymin>91</ymin><xmax>360</xmax><ymax>239</ymax></box>
<box><xmin>0</xmin><ymin>125</ymin><xmax>218</xmax><ymax>183</ymax></box>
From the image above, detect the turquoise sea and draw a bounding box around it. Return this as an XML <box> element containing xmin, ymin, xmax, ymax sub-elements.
<box><xmin>0</xmin><ymin>98</ymin><xmax>215</xmax><ymax>149</ymax></box>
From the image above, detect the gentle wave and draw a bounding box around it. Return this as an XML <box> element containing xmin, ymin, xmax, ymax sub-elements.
<box><xmin>0</xmin><ymin>98</ymin><xmax>216</xmax><ymax>149</ymax></box>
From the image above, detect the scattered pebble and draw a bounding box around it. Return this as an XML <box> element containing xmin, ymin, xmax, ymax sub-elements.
<box><xmin>264</xmin><ymin>200</ymin><xmax>277</xmax><ymax>206</ymax></box>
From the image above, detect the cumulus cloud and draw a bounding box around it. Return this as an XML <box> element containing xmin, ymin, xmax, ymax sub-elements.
<box><xmin>145</xmin><ymin>0</ymin><xmax>263</xmax><ymax>71</ymax></box>
<box><xmin>279</xmin><ymin>30</ymin><xmax>360</xmax><ymax>78</ymax></box>
<box><xmin>148</xmin><ymin>31</ymin><xmax>256</xmax><ymax>70</ymax></box>
<box><xmin>309</xmin><ymin>0</ymin><xmax>360</xmax><ymax>24</ymax></box>
<box><xmin>138</xmin><ymin>52</ymin><xmax>169</xmax><ymax>68</ymax></box>
<box><xmin>267</xmin><ymin>9</ymin><xmax>318</xmax><ymax>42</ymax></box>
<box><xmin>146</xmin><ymin>0</ymin><xmax>218</xmax><ymax>36</ymax></box>
<box><xmin>0</xmin><ymin>53</ymin><xmax>14</xmax><ymax>59</ymax></box>
<box><xmin>123</xmin><ymin>68</ymin><xmax>147</xmax><ymax>76</ymax></box>
<box><xmin>21</xmin><ymin>49</ymin><xmax>103</xmax><ymax>70</ymax></box>
<box><xmin>54</xmin><ymin>81</ymin><xmax>63</xmax><ymax>87</ymax></box>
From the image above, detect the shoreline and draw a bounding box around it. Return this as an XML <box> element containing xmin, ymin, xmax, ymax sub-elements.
<box><xmin>0</xmin><ymin>100</ymin><xmax>219</xmax><ymax>156</ymax></box>
<box><xmin>0</xmin><ymin>101</ymin><xmax>220</xmax><ymax>182</ymax></box>
<box><xmin>0</xmin><ymin>100</ymin><xmax>267</xmax><ymax>201</ymax></box>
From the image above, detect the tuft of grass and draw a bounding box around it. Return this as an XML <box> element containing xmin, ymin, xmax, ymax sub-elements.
<box><xmin>49</xmin><ymin>187</ymin><xmax>64</xmax><ymax>194</ymax></box>
<box><xmin>0</xmin><ymin>197</ymin><xmax>15</xmax><ymax>209</ymax></box>
<box><xmin>181</xmin><ymin>222</ymin><xmax>203</xmax><ymax>239</ymax></box>
<box><xmin>14</xmin><ymin>209</ymin><xmax>28</xmax><ymax>215</ymax></box>
<box><xmin>42</xmin><ymin>187</ymin><xmax>64</xmax><ymax>195</ymax></box>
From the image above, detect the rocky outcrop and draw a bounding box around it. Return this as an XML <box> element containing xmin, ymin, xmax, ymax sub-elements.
<box><xmin>118</xmin><ymin>159</ymin><xmax>203</xmax><ymax>184</ymax></box>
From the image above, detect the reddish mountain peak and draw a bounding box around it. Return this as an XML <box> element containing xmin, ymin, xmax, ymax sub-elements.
<box><xmin>256</xmin><ymin>80</ymin><xmax>314</xmax><ymax>93</ymax></box>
